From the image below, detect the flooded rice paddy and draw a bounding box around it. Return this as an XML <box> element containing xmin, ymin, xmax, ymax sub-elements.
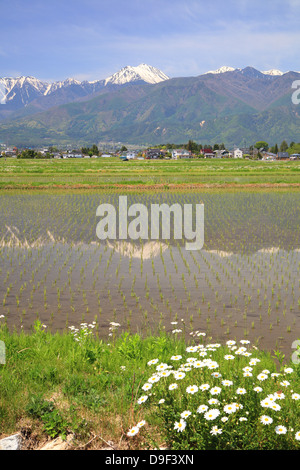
<box><xmin>0</xmin><ymin>190</ymin><xmax>299</xmax><ymax>358</ymax></box>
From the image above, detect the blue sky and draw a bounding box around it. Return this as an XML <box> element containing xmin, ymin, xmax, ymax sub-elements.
<box><xmin>1</xmin><ymin>0</ymin><xmax>299</xmax><ymax>81</ymax></box>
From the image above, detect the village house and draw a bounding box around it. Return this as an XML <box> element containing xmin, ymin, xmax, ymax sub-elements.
<box><xmin>145</xmin><ymin>148</ymin><xmax>164</xmax><ymax>159</ymax></box>
<box><xmin>213</xmin><ymin>149</ymin><xmax>229</xmax><ymax>158</ymax></box>
<box><xmin>204</xmin><ymin>152</ymin><xmax>215</xmax><ymax>158</ymax></box>
<box><xmin>233</xmin><ymin>148</ymin><xmax>243</xmax><ymax>159</ymax></box>
<box><xmin>277</xmin><ymin>152</ymin><xmax>289</xmax><ymax>160</ymax></box>
<box><xmin>171</xmin><ymin>149</ymin><xmax>192</xmax><ymax>159</ymax></box>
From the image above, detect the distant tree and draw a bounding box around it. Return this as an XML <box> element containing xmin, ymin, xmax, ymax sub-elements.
<box><xmin>280</xmin><ymin>140</ymin><xmax>288</xmax><ymax>152</ymax></box>
<box><xmin>186</xmin><ymin>140</ymin><xmax>198</xmax><ymax>152</ymax></box>
<box><xmin>213</xmin><ymin>144</ymin><xmax>219</xmax><ymax>150</ymax></box>
<box><xmin>254</xmin><ymin>141</ymin><xmax>269</xmax><ymax>151</ymax></box>
<box><xmin>91</xmin><ymin>144</ymin><xmax>99</xmax><ymax>155</ymax></box>
<box><xmin>19</xmin><ymin>149</ymin><xmax>37</xmax><ymax>159</ymax></box>
<box><xmin>270</xmin><ymin>143</ymin><xmax>278</xmax><ymax>154</ymax></box>
<box><xmin>120</xmin><ymin>145</ymin><xmax>127</xmax><ymax>152</ymax></box>
<box><xmin>287</xmin><ymin>142</ymin><xmax>300</xmax><ymax>155</ymax></box>
<box><xmin>81</xmin><ymin>144</ymin><xmax>99</xmax><ymax>156</ymax></box>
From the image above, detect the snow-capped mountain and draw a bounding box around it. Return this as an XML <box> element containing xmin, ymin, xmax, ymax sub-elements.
<box><xmin>206</xmin><ymin>66</ymin><xmax>286</xmax><ymax>76</ymax></box>
<box><xmin>0</xmin><ymin>64</ymin><xmax>297</xmax><ymax>124</ymax></box>
<box><xmin>0</xmin><ymin>76</ymin><xmax>48</xmax><ymax>106</ymax></box>
<box><xmin>261</xmin><ymin>69</ymin><xmax>284</xmax><ymax>76</ymax></box>
<box><xmin>104</xmin><ymin>64</ymin><xmax>169</xmax><ymax>86</ymax></box>
<box><xmin>205</xmin><ymin>66</ymin><xmax>238</xmax><ymax>74</ymax></box>
<box><xmin>44</xmin><ymin>77</ymin><xmax>82</xmax><ymax>95</ymax></box>
<box><xmin>0</xmin><ymin>64</ymin><xmax>169</xmax><ymax>111</ymax></box>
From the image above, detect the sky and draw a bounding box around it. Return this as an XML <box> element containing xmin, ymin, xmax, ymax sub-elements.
<box><xmin>0</xmin><ymin>0</ymin><xmax>299</xmax><ymax>82</ymax></box>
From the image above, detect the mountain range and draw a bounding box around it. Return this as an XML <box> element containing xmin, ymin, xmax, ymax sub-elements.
<box><xmin>0</xmin><ymin>64</ymin><xmax>299</xmax><ymax>147</ymax></box>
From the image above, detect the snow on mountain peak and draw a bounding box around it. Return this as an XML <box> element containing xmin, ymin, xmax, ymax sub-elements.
<box><xmin>205</xmin><ymin>66</ymin><xmax>287</xmax><ymax>76</ymax></box>
<box><xmin>104</xmin><ymin>64</ymin><xmax>169</xmax><ymax>86</ymax></box>
<box><xmin>261</xmin><ymin>69</ymin><xmax>284</xmax><ymax>76</ymax></box>
<box><xmin>205</xmin><ymin>66</ymin><xmax>237</xmax><ymax>74</ymax></box>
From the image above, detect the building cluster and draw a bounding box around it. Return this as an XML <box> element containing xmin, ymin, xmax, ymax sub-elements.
<box><xmin>1</xmin><ymin>143</ymin><xmax>299</xmax><ymax>161</ymax></box>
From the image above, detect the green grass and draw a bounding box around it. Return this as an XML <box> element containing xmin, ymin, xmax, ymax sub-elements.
<box><xmin>0</xmin><ymin>320</ymin><xmax>299</xmax><ymax>449</ymax></box>
<box><xmin>1</xmin><ymin>158</ymin><xmax>300</xmax><ymax>188</ymax></box>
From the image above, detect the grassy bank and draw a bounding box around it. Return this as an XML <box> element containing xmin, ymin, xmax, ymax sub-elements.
<box><xmin>1</xmin><ymin>158</ymin><xmax>300</xmax><ymax>188</ymax></box>
<box><xmin>0</xmin><ymin>319</ymin><xmax>299</xmax><ymax>450</ymax></box>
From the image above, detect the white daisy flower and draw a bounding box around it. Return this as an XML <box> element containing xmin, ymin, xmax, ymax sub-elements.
<box><xmin>180</xmin><ymin>410</ymin><xmax>192</xmax><ymax>419</ymax></box>
<box><xmin>280</xmin><ymin>380</ymin><xmax>290</xmax><ymax>387</ymax></box>
<box><xmin>249</xmin><ymin>358</ymin><xmax>261</xmax><ymax>365</ymax></box>
<box><xmin>169</xmin><ymin>383</ymin><xmax>178</xmax><ymax>391</ymax></box>
<box><xmin>186</xmin><ymin>357</ymin><xmax>197</xmax><ymax>363</ymax></box>
<box><xmin>197</xmin><ymin>404</ymin><xmax>208</xmax><ymax>413</ymax></box>
<box><xmin>159</xmin><ymin>370</ymin><xmax>171</xmax><ymax>378</ymax></box>
<box><xmin>210</xmin><ymin>426</ymin><xmax>222</xmax><ymax>435</ymax></box>
<box><xmin>174</xmin><ymin>419</ymin><xmax>186</xmax><ymax>432</ymax></box>
<box><xmin>186</xmin><ymin>385</ymin><xmax>199</xmax><ymax>394</ymax></box>
<box><xmin>257</xmin><ymin>373</ymin><xmax>268</xmax><ymax>381</ymax></box>
<box><xmin>193</xmin><ymin>361</ymin><xmax>205</xmax><ymax>368</ymax></box>
<box><xmin>200</xmin><ymin>383</ymin><xmax>210</xmax><ymax>391</ymax></box>
<box><xmin>127</xmin><ymin>426</ymin><xmax>139</xmax><ymax>436</ymax></box>
<box><xmin>207</xmin><ymin>361</ymin><xmax>219</xmax><ymax>370</ymax></box>
<box><xmin>204</xmin><ymin>409</ymin><xmax>220</xmax><ymax>420</ymax></box>
<box><xmin>148</xmin><ymin>375</ymin><xmax>160</xmax><ymax>383</ymax></box>
<box><xmin>156</xmin><ymin>363</ymin><xmax>169</xmax><ymax>371</ymax></box>
<box><xmin>174</xmin><ymin>372</ymin><xmax>186</xmax><ymax>380</ymax></box>
<box><xmin>211</xmin><ymin>372</ymin><xmax>222</xmax><ymax>378</ymax></box>
<box><xmin>270</xmin><ymin>403</ymin><xmax>281</xmax><ymax>411</ymax></box>
<box><xmin>275</xmin><ymin>425</ymin><xmax>287</xmax><ymax>435</ymax></box>
<box><xmin>224</xmin><ymin>355</ymin><xmax>235</xmax><ymax>360</ymax></box>
<box><xmin>243</xmin><ymin>372</ymin><xmax>252</xmax><ymax>377</ymax></box>
<box><xmin>260</xmin><ymin>398</ymin><xmax>271</xmax><ymax>408</ymax></box>
<box><xmin>260</xmin><ymin>415</ymin><xmax>273</xmax><ymax>425</ymax></box>
<box><xmin>137</xmin><ymin>420</ymin><xmax>146</xmax><ymax>428</ymax></box>
<box><xmin>208</xmin><ymin>398</ymin><xmax>219</xmax><ymax>405</ymax></box>
<box><xmin>186</xmin><ymin>346</ymin><xmax>198</xmax><ymax>352</ymax></box>
<box><xmin>137</xmin><ymin>395</ymin><xmax>148</xmax><ymax>404</ymax></box>
<box><xmin>223</xmin><ymin>403</ymin><xmax>237</xmax><ymax>414</ymax></box>
<box><xmin>142</xmin><ymin>383</ymin><xmax>153</xmax><ymax>391</ymax></box>
<box><xmin>171</xmin><ymin>355</ymin><xmax>182</xmax><ymax>361</ymax></box>
<box><xmin>222</xmin><ymin>380</ymin><xmax>233</xmax><ymax>387</ymax></box>
<box><xmin>147</xmin><ymin>359</ymin><xmax>159</xmax><ymax>366</ymax></box>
